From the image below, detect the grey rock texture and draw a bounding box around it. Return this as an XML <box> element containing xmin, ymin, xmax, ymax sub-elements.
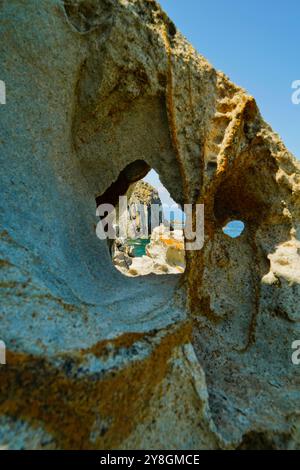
<box><xmin>121</xmin><ymin>180</ymin><xmax>163</xmax><ymax>238</ymax></box>
<box><xmin>0</xmin><ymin>0</ymin><xmax>299</xmax><ymax>449</ymax></box>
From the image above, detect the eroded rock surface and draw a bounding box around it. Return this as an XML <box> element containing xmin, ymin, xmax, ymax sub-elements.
<box><xmin>114</xmin><ymin>225</ymin><xmax>185</xmax><ymax>276</ymax></box>
<box><xmin>126</xmin><ymin>180</ymin><xmax>163</xmax><ymax>237</ymax></box>
<box><xmin>0</xmin><ymin>0</ymin><xmax>299</xmax><ymax>449</ymax></box>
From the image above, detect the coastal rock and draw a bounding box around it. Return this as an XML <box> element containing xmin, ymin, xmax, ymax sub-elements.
<box><xmin>111</xmin><ymin>180</ymin><xmax>162</xmax><ymax>273</ymax></box>
<box><xmin>115</xmin><ymin>225</ymin><xmax>185</xmax><ymax>276</ymax></box>
<box><xmin>112</xmin><ymin>180</ymin><xmax>164</xmax><ymax>241</ymax></box>
<box><xmin>146</xmin><ymin>225</ymin><xmax>185</xmax><ymax>274</ymax></box>
<box><xmin>0</xmin><ymin>0</ymin><xmax>299</xmax><ymax>449</ymax></box>
<box><xmin>125</xmin><ymin>180</ymin><xmax>163</xmax><ymax>238</ymax></box>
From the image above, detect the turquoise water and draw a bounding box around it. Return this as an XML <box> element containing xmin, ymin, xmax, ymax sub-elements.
<box><xmin>127</xmin><ymin>239</ymin><xmax>150</xmax><ymax>257</ymax></box>
<box><xmin>126</xmin><ymin>221</ymin><xmax>244</xmax><ymax>258</ymax></box>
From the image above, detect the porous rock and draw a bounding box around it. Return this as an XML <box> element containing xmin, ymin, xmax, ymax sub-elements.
<box><xmin>0</xmin><ymin>0</ymin><xmax>299</xmax><ymax>449</ymax></box>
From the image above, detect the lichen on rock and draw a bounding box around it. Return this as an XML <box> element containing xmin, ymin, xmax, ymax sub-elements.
<box><xmin>0</xmin><ymin>0</ymin><xmax>299</xmax><ymax>450</ymax></box>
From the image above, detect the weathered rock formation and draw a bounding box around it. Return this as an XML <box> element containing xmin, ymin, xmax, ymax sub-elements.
<box><xmin>117</xmin><ymin>179</ymin><xmax>163</xmax><ymax>239</ymax></box>
<box><xmin>0</xmin><ymin>0</ymin><xmax>299</xmax><ymax>450</ymax></box>
<box><xmin>114</xmin><ymin>225</ymin><xmax>185</xmax><ymax>276</ymax></box>
<box><xmin>112</xmin><ymin>179</ymin><xmax>165</xmax><ymax>273</ymax></box>
<box><xmin>146</xmin><ymin>225</ymin><xmax>185</xmax><ymax>272</ymax></box>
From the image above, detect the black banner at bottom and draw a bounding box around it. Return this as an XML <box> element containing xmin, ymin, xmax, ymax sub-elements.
<box><xmin>0</xmin><ymin>449</ymin><xmax>296</xmax><ymax>466</ymax></box>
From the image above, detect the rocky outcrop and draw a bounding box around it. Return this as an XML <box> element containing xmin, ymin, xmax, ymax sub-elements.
<box><xmin>112</xmin><ymin>179</ymin><xmax>164</xmax><ymax>272</ymax></box>
<box><xmin>118</xmin><ymin>180</ymin><xmax>163</xmax><ymax>239</ymax></box>
<box><xmin>146</xmin><ymin>225</ymin><xmax>185</xmax><ymax>272</ymax></box>
<box><xmin>0</xmin><ymin>0</ymin><xmax>299</xmax><ymax>450</ymax></box>
<box><xmin>114</xmin><ymin>225</ymin><xmax>185</xmax><ymax>276</ymax></box>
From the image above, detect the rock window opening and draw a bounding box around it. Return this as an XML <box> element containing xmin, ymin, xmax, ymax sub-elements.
<box><xmin>97</xmin><ymin>165</ymin><xmax>186</xmax><ymax>277</ymax></box>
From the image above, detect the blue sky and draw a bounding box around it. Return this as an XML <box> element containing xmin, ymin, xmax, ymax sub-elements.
<box><xmin>159</xmin><ymin>0</ymin><xmax>299</xmax><ymax>158</ymax></box>
<box><xmin>145</xmin><ymin>0</ymin><xmax>299</xmax><ymax>214</ymax></box>
<box><xmin>144</xmin><ymin>169</ymin><xmax>185</xmax><ymax>221</ymax></box>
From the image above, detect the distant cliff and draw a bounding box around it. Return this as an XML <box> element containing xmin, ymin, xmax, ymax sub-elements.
<box><xmin>119</xmin><ymin>180</ymin><xmax>164</xmax><ymax>239</ymax></box>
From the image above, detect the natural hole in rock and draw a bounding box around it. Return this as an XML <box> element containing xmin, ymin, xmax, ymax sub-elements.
<box><xmin>222</xmin><ymin>220</ymin><xmax>245</xmax><ymax>238</ymax></box>
<box><xmin>96</xmin><ymin>163</ymin><xmax>186</xmax><ymax>277</ymax></box>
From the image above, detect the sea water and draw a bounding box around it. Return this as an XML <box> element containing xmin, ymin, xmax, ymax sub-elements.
<box><xmin>127</xmin><ymin>238</ymin><xmax>150</xmax><ymax>257</ymax></box>
<box><xmin>127</xmin><ymin>220</ymin><xmax>244</xmax><ymax>258</ymax></box>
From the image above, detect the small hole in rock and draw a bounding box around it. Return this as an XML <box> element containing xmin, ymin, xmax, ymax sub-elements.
<box><xmin>222</xmin><ymin>220</ymin><xmax>245</xmax><ymax>238</ymax></box>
